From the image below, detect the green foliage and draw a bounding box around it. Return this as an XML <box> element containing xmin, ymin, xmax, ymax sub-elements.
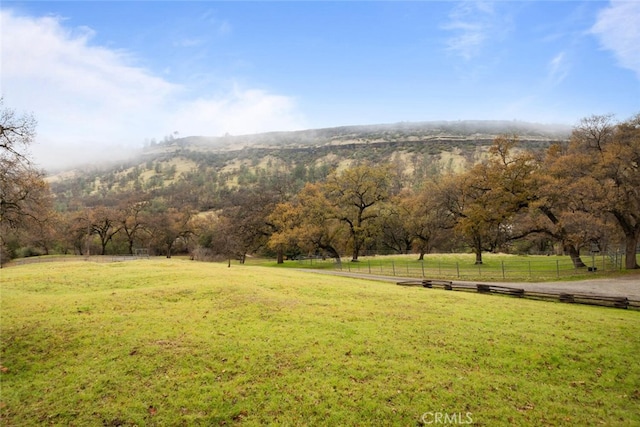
<box><xmin>13</xmin><ymin>246</ymin><xmax>44</xmax><ymax>258</ymax></box>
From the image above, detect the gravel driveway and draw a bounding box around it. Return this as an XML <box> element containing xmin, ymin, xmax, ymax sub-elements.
<box><xmin>302</xmin><ymin>269</ymin><xmax>640</xmax><ymax>300</ymax></box>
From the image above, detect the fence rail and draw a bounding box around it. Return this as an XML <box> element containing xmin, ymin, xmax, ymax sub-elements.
<box><xmin>396</xmin><ymin>279</ymin><xmax>640</xmax><ymax>310</ymax></box>
<box><xmin>6</xmin><ymin>254</ymin><xmax>150</xmax><ymax>267</ymax></box>
<box><xmin>328</xmin><ymin>254</ymin><xmax>626</xmax><ymax>281</ymax></box>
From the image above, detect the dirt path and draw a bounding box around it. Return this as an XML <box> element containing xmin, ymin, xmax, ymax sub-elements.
<box><xmin>300</xmin><ymin>269</ymin><xmax>640</xmax><ymax>300</ymax></box>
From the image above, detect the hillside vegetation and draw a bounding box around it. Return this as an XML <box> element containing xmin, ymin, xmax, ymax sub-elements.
<box><xmin>47</xmin><ymin>120</ymin><xmax>568</xmax><ymax>202</ymax></box>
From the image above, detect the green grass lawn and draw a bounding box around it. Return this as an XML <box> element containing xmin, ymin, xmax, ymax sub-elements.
<box><xmin>1</xmin><ymin>259</ymin><xmax>639</xmax><ymax>426</ymax></box>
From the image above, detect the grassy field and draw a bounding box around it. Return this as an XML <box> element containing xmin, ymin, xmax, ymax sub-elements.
<box><xmin>1</xmin><ymin>259</ymin><xmax>639</xmax><ymax>426</ymax></box>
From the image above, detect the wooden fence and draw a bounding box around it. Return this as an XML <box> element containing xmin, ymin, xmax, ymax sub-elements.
<box><xmin>6</xmin><ymin>254</ymin><xmax>150</xmax><ymax>267</ymax></box>
<box><xmin>334</xmin><ymin>255</ymin><xmax>627</xmax><ymax>281</ymax></box>
<box><xmin>397</xmin><ymin>279</ymin><xmax>640</xmax><ymax>310</ymax></box>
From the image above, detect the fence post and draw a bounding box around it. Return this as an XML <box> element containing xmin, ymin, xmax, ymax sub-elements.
<box><xmin>620</xmin><ymin>250</ymin><xmax>623</xmax><ymax>271</ymax></box>
<box><xmin>368</xmin><ymin>260</ymin><xmax>371</xmax><ymax>274</ymax></box>
<box><xmin>456</xmin><ymin>262</ymin><xmax>460</xmax><ymax>278</ymax></box>
<box><xmin>556</xmin><ymin>260</ymin><xmax>560</xmax><ymax>278</ymax></box>
<box><xmin>392</xmin><ymin>261</ymin><xmax>396</xmax><ymax>276</ymax></box>
<box><xmin>421</xmin><ymin>260</ymin><xmax>425</xmax><ymax>278</ymax></box>
<box><xmin>528</xmin><ymin>261</ymin><xmax>532</xmax><ymax>279</ymax></box>
<box><xmin>501</xmin><ymin>261</ymin><xmax>505</xmax><ymax>280</ymax></box>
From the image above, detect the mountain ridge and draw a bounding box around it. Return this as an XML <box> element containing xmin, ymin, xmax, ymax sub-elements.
<box><xmin>145</xmin><ymin>119</ymin><xmax>571</xmax><ymax>155</ymax></box>
<box><xmin>47</xmin><ymin>120</ymin><xmax>571</xmax><ymax>206</ymax></box>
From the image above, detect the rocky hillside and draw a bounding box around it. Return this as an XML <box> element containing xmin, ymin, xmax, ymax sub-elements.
<box><xmin>47</xmin><ymin>120</ymin><xmax>570</xmax><ymax>209</ymax></box>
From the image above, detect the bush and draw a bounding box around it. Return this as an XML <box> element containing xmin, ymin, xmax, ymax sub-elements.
<box><xmin>0</xmin><ymin>242</ymin><xmax>14</xmax><ymax>266</ymax></box>
<box><xmin>15</xmin><ymin>246</ymin><xmax>44</xmax><ymax>258</ymax></box>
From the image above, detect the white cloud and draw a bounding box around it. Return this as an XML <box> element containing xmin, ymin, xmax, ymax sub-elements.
<box><xmin>172</xmin><ymin>86</ymin><xmax>304</xmax><ymax>137</ymax></box>
<box><xmin>0</xmin><ymin>9</ymin><xmax>304</xmax><ymax>170</ymax></box>
<box><xmin>591</xmin><ymin>0</ymin><xmax>640</xmax><ymax>79</ymax></box>
<box><xmin>442</xmin><ymin>1</ymin><xmax>509</xmax><ymax>60</ymax></box>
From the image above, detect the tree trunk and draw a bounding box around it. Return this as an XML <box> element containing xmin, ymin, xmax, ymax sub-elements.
<box><xmin>539</xmin><ymin>206</ymin><xmax>586</xmax><ymax>267</ymax></box>
<box><xmin>624</xmin><ymin>233</ymin><xmax>640</xmax><ymax>269</ymax></box>
<box><xmin>612</xmin><ymin>211</ymin><xmax>640</xmax><ymax>270</ymax></box>
<box><xmin>474</xmin><ymin>237</ymin><xmax>483</xmax><ymax>265</ymax></box>
<box><xmin>351</xmin><ymin>238</ymin><xmax>361</xmax><ymax>262</ymax></box>
<box><xmin>418</xmin><ymin>251</ymin><xmax>425</xmax><ymax>261</ymax></box>
<box><xmin>276</xmin><ymin>250</ymin><xmax>284</xmax><ymax>264</ymax></box>
<box><xmin>564</xmin><ymin>244</ymin><xmax>586</xmax><ymax>268</ymax></box>
<box><xmin>320</xmin><ymin>243</ymin><xmax>341</xmax><ymax>265</ymax></box>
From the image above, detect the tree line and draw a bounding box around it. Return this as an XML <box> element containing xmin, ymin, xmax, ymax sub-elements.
<box><xmin>1</xmin><ymin>99</ymin><xmax>638</xmax><ymax>269</ymax></box>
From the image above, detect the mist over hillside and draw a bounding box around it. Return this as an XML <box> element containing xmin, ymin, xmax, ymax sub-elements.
<box><xmin>142</xmin><ymin>120</ymin><xmax>571</xmax><ymax>155</ymax></box>
<box><xmin>47</xmin><ymin>120</ymin><xmax>571</xmax><ymax>208</ymax></box>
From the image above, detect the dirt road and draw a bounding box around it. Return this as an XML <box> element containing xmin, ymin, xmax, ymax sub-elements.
<box><xmin>301</xmin><ymin>269</ymin><xmax>640</xmax><ymax>300</ymax></box>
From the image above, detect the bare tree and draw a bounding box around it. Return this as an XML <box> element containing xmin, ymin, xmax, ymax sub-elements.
<box><xmin>0</xmin><ymin>98</ymin><xmax>51</xmax><ymax>264</ymax></box>
<box><xmin>0</xmin><ymin>98</ymin><xmax>43</xmax><ymax>227</ymax></box>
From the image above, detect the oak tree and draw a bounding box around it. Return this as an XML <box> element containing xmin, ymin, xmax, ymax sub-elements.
<box><xmin>550</xmin><ymin>114</ymin><xmax>640</xmax><ymax>269</ymax></box>
<box><xmin>443</xmin><ymin>136</ymin><xmax>537</xmax><ymax>264</ymax></box>
<box><xmin>87</xmin><ymin>206</ymin><xmax>123</xmax><ymax>255</ymax></box>
<box><xmin>399</xmin><ymin>181</ymin><xmax>455</xmax><ymax>259</ymax></box>
<box><xmin>324</xmin><ymin>163</ymin><xmax>394</xmax><ymax>261</ymax></box>
<box><xmin>268</xmin><ymin>183</ymin><xmax>346</xmax><ymax>263</ymax></box>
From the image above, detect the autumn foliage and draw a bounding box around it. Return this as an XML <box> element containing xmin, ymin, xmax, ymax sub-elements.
<box><xmin>3</xmin><ymin>106</ymin><xmax>639</xmax><ymax>269</ymax></box>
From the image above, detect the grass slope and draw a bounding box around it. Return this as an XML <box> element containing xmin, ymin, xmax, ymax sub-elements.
<box><xmin>1</xmin><ymin>260</ymin><xmax>639</xmax><ymax>426</ymax></box>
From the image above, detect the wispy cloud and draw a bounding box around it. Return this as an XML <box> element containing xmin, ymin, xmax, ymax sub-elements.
<box><xmin>547</xmin><ymin>51</ymin><xmax>570</xmax><ymax>85</ymax></box>
<box><xmin>442</xmin><ymin>1</ymin><xmax>509</xmax><ymax>60</ymax></box>
<box><xmin>216</xmin><ymin>20</ymin><xmax>232</xmax><ymax>36</ymax></box>
<box><xmin>200</xmin><ymin>8</ymin><xmax>232</xmax><ymax>36</ymax></box>
<box><xmin>0</xmin><ymin>10</ymin><xmax>304</xmax><ymax>170</ymax></box>
<box><xmin>173</xmin><ymin>37</ymin><xmax>205</xmax><ymax>48</ymax></box>
<box><xmin>591</xmin><ymin>0</ymin><xmax>640</xmax><ymax>79</ymax></box>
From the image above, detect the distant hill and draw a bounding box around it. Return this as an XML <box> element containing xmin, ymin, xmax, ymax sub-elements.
<box><xmin>48</xmin><ymin>120</ymin><xmax>571</xmax><ymax>210</ymax></box>
<box><xmin>143</xmin><ymin>119</ymin><xmax>571</xmax><ymax>154</ymax></box>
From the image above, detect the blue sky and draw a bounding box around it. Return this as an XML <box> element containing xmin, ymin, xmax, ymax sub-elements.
<box><xmin>1</xmin><ymin>1</ymin><xmax>639</xmax><ymax>169</ymax></box>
